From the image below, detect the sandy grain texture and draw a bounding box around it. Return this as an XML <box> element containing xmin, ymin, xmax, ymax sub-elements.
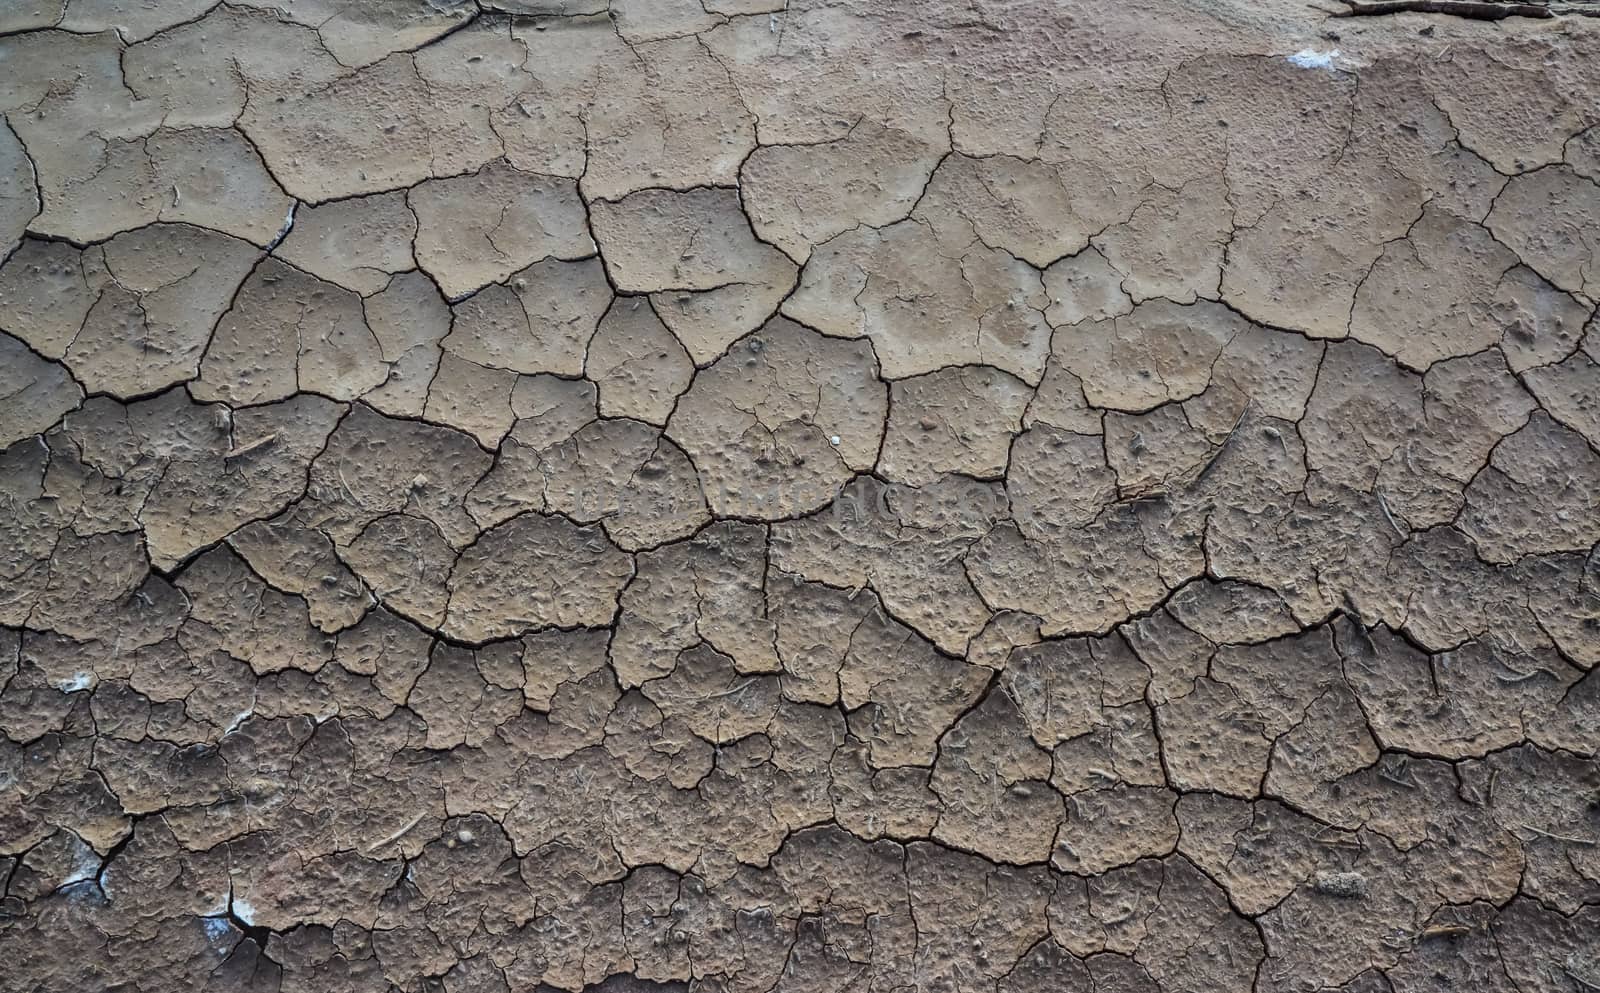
<box><xmin>1</xmin><ymin>1</ymin><xmax>1599</xmax><ymax>991</ymax></box>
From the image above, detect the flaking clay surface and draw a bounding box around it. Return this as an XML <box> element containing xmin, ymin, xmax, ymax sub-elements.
<box><xmin>3</xmin><ymin>1</ymin><xmax>1600</xmax><ymax>991</ymax></box>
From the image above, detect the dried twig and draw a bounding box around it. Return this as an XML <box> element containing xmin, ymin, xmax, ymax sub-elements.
<box><xmin>364</xmin><ymin>812</ymin><xmax>426</xmax><ymax>854</ymax></box>
<box><xmin>1515</xmin><ymin>822</ymin><xmax>1597</xmax><ymax>846</ymax></box>
<box><xmin>1420</xmin><ymin>923</ymin><xmax>1472</xmax><ymax>939</ymax></box>
<box><xmin>1194</xmin><ymin>401</ymin><xmax>1252</xmax><ymax>483</ymax></box>
<box><xmin>706</xmin><ymin>679</ymin><xmax>758</xmax><ymax>700</ymax></box>
<box><xmin>1377</xmin><ymin>760</ymin><xmax>1420</xmax><ymax>790</ymax></box>
<box><xmin>224</xmin><ymin>432</ymin><xmax>277</xmax><ymax>461</ymax></box>
<box><xmin>1116</xmin><ymin>484</ymin><xmax>1170</xmax><ymax>505</ymax></box>
<box><xmin>1376</xmin><ymin>488</ymin><xmax>1406</xmax><ymax>540</ymax></box>
<box><xmin>1492</xmin><ymin>656</ymin><xmax>1555</xmax><ymax>683</ymax></box>
<box><xmin>1331</xmin><ymin>0</ymin><xmax>1555</xmax><ymax>18</ymax></box>
<box><xmin>1313</xmin><ymin>832</ymin><xmax>1365</xmax><ymax>850</ymax></box>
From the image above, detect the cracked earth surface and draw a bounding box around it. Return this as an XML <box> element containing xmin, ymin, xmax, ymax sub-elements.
<box><xmin>1</xmin><ymin>1</ymin><xmax>1600</xmax><ymax>991</ymax></box>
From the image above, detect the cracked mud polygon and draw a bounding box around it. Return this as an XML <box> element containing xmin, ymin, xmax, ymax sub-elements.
<box><xmin>2</xmin><ymin>1</ymin><xmax>1599</xmax><ymax>991</ymax></box>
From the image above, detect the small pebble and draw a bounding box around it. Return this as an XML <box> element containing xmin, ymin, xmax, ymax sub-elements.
<box><xmin>919</xmin><ymin>417</ymin><xmax>937</xmax><ymax>431</ymax></box>
<box><xmin>829</xmin><ymin>435</ymin><xmax>841</xmax><ymax>446</ymax></box>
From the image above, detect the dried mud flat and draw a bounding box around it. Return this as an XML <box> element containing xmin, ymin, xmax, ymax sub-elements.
<box><xmin>1</xmin><ymin>0</ymin><xmax>1599</xmax><ymax>991</ymax></box>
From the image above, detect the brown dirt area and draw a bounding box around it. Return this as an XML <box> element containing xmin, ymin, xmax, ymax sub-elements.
<box><xmin>2</xmin><ymin>1</ymin><xmax>1599</xmax><ymax>990</ymax></box>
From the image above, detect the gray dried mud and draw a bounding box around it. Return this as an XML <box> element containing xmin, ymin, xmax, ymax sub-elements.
<box><xmin>1</xmin><ymin>1</ymin><xmax>1599</xmax><ymax>992</ymax></box>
